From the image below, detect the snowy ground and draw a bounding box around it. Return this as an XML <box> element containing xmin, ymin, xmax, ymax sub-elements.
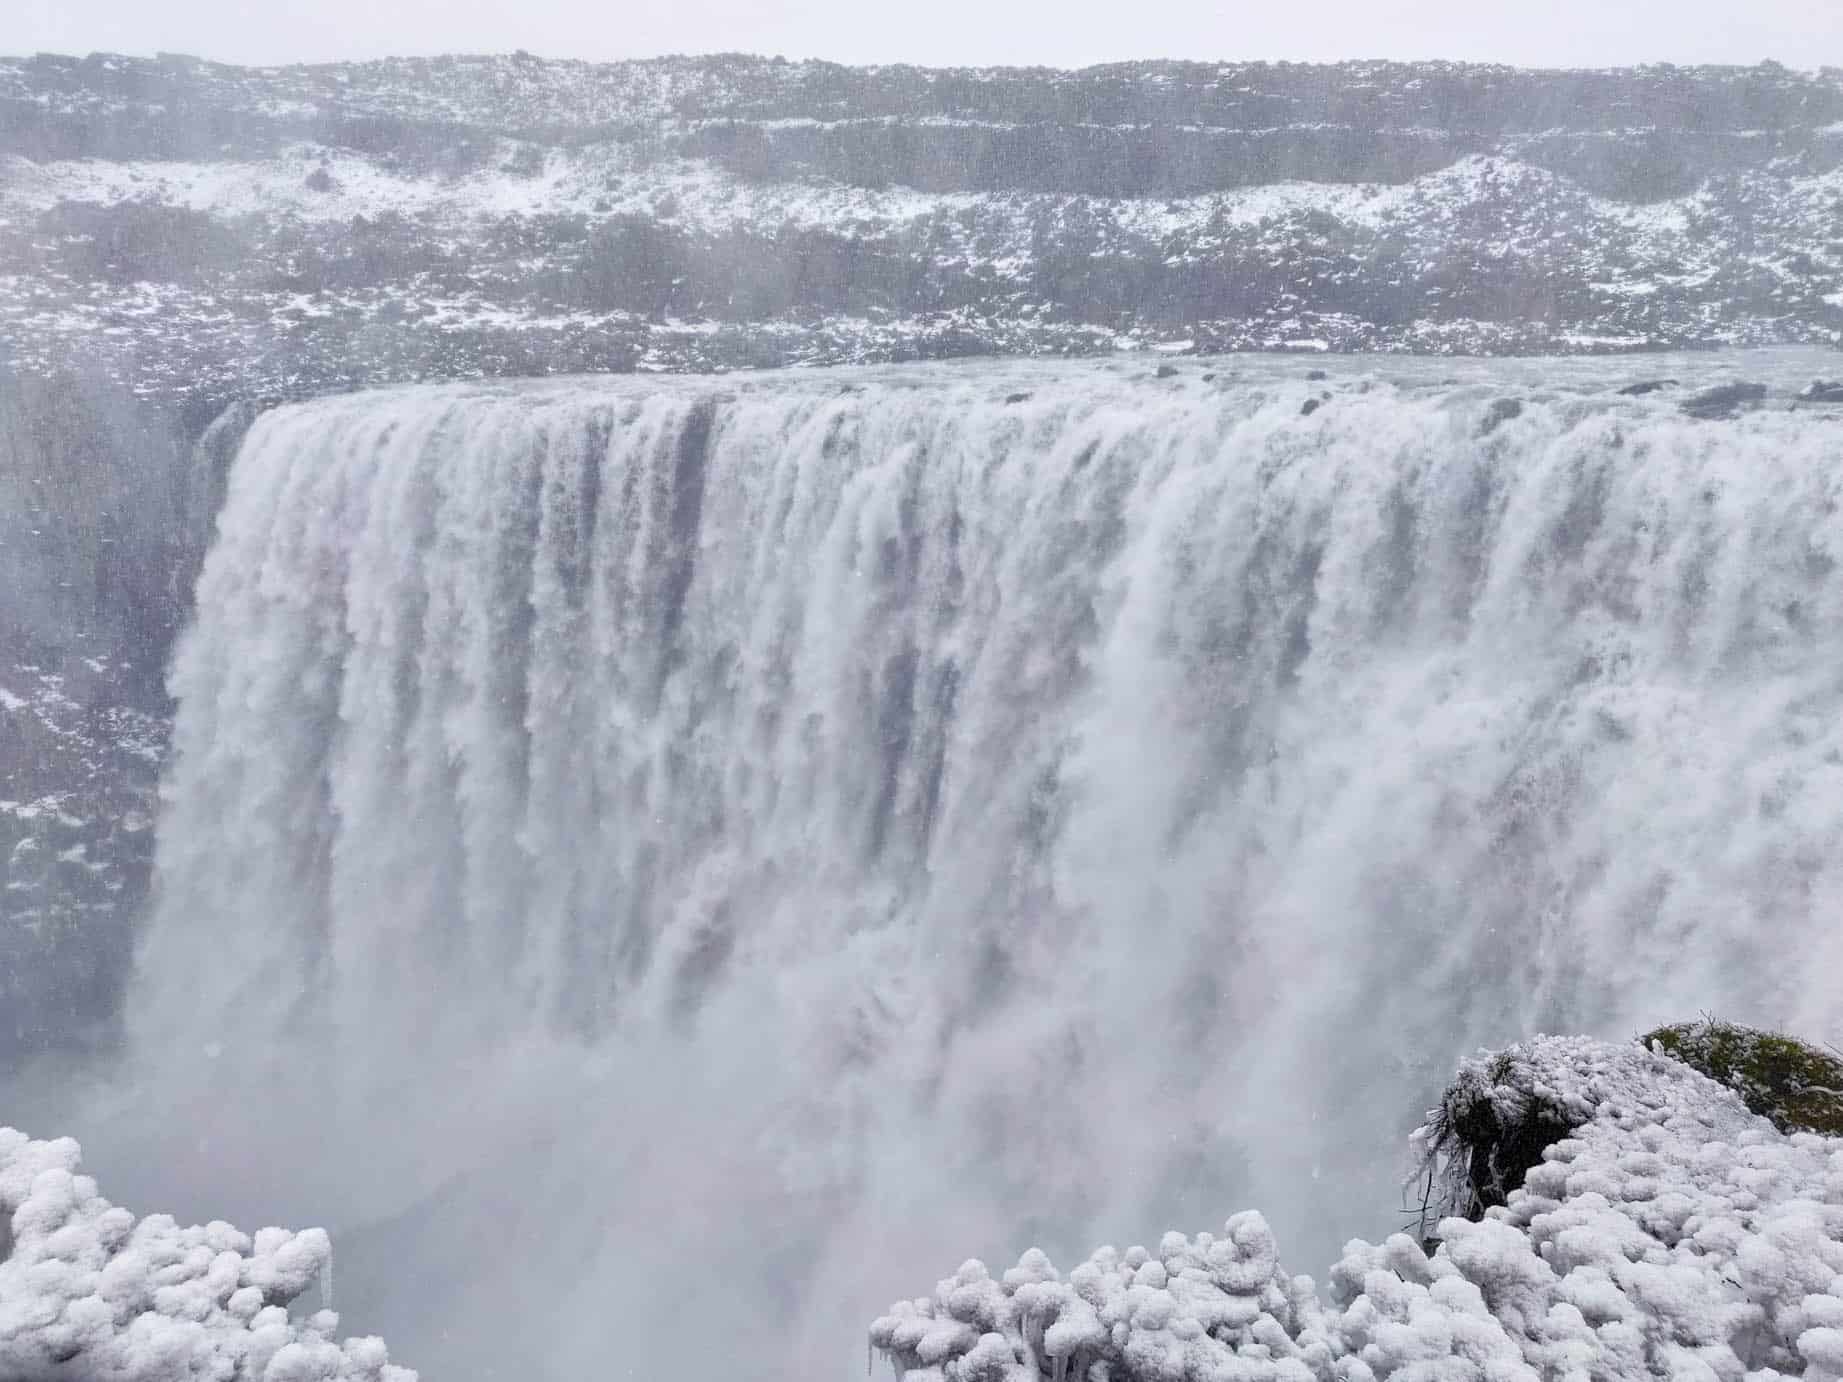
<box><xmin>873</xmin><ymin>1036</ymin><xmax>1843</xmax><ymax>1382</ymax></box>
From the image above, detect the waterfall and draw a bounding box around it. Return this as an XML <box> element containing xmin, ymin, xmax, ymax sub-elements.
<box><xmin>117</xmin><ymin>355</ymin><xmax>1843</xmax><ymax>1380</ymax></box>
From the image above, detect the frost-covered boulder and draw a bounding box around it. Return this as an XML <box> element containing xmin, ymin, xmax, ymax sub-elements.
<box><xmin>0</xmin><ymin>1126</ymin><xmax>415</xmax><ymax>1381</ymax></box>
<box><xmin>872</xmin><ymin>1034</ymin><xmax>1843</xmax><ymax>1382</ymax></box>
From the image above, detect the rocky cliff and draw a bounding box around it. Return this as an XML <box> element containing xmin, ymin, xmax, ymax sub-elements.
<box><xmin>2</xmin><ymin>52</ymin><xmax>1841</xmax><ymax>408</ymax></box>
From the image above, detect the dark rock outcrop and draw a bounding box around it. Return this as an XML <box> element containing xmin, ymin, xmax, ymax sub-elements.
<box><xmin>1681</xmin><ymin>381</ymin><xmax>1769</xmax><ymax>418</ymax></box>
<box><xmin>1480</xmin><ymin>397</ymin><xmax>1523</xmax><ymax>434</ymax></box>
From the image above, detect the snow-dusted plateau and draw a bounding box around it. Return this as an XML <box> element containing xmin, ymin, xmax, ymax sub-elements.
<box><xmin>2</xmin><ymin>52</ymin><xmax>1843</xmax><ymax>403</ymax></box>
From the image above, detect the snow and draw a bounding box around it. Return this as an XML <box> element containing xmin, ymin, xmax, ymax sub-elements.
<box><xmin>4</xmin><ymin>146</ymin><xmax>1832</xmax><ymax>271</ymax></box>
<box><xmin>1557</xmin><ymin>333</ymin><xmax>1654</xmax><ymax>349</ymax></box>
<box><xmin>0</xmin><ymin>1126</ymin><xmax>416</xmax><ymax>1381</ymax></box>
<box><xmin>872</xmin><ymin>1036</ymin><xmax>1843</xmax><ymax>1382</ymax></box>
<box><xmin>0</xmin><ymin>145</ymin><xmax>980</xmax><ymax>233</ymax></box>
<box><xmin>7</xmin><ymin>131</ymin><xmax>1835</xmax><ymax>395</ymax></box>
<box><xmin>0</xmin><ymin>686</ymin><xmax>24</xmax><ymax>712</ymax></box>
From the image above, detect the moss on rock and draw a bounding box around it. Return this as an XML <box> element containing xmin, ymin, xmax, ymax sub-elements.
<box><xmin>1640</xmin><ymin>1018</ymin><xmax>1843</xmax><ymax>1136</ymax></box>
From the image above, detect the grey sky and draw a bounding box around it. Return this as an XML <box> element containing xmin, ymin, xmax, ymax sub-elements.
<box><xmin>13</xmin><ymin>0</ymin><xmax>1843</xmax><ymax>70</ymax></box>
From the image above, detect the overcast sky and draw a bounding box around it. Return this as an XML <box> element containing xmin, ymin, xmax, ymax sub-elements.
<box><xmin>13</xmin><ymin>0</ymin><xmax>1843</xmax><ymax>71</ymax></box>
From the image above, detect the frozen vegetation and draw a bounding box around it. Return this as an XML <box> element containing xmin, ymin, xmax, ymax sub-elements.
<box><xmin>0</xmin><ymin>1127</ymin><xmax>413</xmax><ymax>1381</ymax></box>
<box><xmin>872</xmin><ymin>1033</ymin><xmax>1843</xmax><ymax>1382</ymax></box>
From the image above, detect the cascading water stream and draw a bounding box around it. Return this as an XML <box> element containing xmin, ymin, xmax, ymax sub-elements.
<box><xmin>78</xmin><ymin>355</ymin><xmax>1843</xmax><ymax>1379</ymax></box>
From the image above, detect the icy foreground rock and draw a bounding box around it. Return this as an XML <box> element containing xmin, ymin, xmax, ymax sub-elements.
<box><xmin>872</xmin><ymin>1036</ymin><xmax>1843</xmax><ymax>1382</ymax></box>
<box><xmin>0</xmin><ymin>1127</ymin><xmax>414</xmax><ymax>1381</ymax></box>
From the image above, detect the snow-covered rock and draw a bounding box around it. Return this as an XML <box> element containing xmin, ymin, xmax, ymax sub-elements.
<box><xmin>872</xmin><ymin>1036</ymin><xmax>1843</xmax><ymax>1382</ymax></box>
<box><xmin>0</xmin><ymin>1126</ymin><xmax>415</xmax><ymax>1381</ymax></box>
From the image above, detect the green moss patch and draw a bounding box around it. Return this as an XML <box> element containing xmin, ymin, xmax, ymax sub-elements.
<box><xmin>1640</xmin><ymin>1019</ymin><xmax>1843</xmax><ymax>1136</ymax></box>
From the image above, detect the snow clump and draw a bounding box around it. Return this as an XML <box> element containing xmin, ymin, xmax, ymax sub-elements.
<box><xmin>0</xmin><ymin>1125</ymin><xmax>416</xmax><ymax>1381</ymax></box>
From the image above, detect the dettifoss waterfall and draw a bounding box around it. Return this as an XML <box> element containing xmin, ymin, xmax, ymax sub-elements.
<box><xmin>78</xmin><ymin>355</ymin><xmax>1843</xmax><ymax>1378</ymax></box>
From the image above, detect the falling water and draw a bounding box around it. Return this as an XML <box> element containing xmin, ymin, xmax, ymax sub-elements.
<box><xmin>102</xmin><ymin>354</ymin><xmax>1843</xmax><ymax>1378</ymax></box>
